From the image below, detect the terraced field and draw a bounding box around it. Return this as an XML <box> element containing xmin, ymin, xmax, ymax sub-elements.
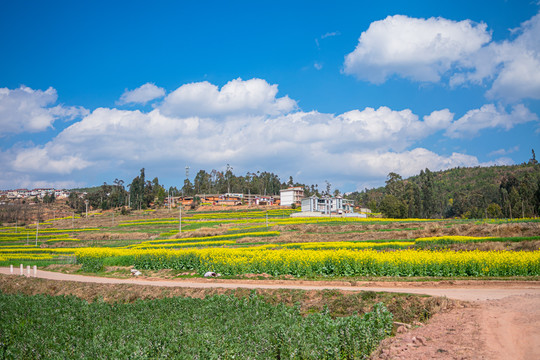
<box><xmin>1</xmin><ymin>208</ymin><xmax>539</xmax><ymax>359</ymax></box>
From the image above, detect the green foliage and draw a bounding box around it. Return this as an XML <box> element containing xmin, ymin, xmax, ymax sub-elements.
<box><xmin>347</xmin><ymin>163</ymin><xmax>540</xmax><ymax>219</ymax></box>
<box><xmin>0</xmin><ymin>293</ymin><xmax>393</xmax><ymax>359</ymax></box>
<box><xmin>379</xmin><ymin>194</ymin><xmax>407</xmax><ymax>219</ymax></box>
<box><xmin>78</xmin><ymin>255</ymin><xmax>105</xmax><ymax>272</ymax></box>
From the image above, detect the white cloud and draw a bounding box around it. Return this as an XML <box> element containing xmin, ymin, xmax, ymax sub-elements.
<box><xmin>423</xmin><ymin>109</ymin><xmax>454</xmax><ymax>129</ymax></box>
<box><xmin>344</xmin><ymin>148</ymin><xmax>482</xmax><ymax>178</ymax></box>
<box><xmin>452</xmin><ymin>12</ymin><xmax>540</xmax><ymax>101</ymax></box>
<box><xmin>344</xmin><ymin>12</ymin><xmax>540</xmax><ymax>102</ymax></box>
<box><xmin>2</xmin><ymin>94</ymin><xmax>469</xmax><ymax>187</ymax></box>
<box><xmin>0</xmin><ymin>86</ymin><xmax>88</xmax><ymax>135</ymax></box>
<box><xmin>159</xmin><ymin>78</ymin><xmax>296</xmax><ymax>118</ymax></box>
<box><xmin>12</xmin><ymin>147</ymin><xmax>91</xmax><ymax>174</ymax></box>
<box><xmin>3</xmin><ymin>78</ymin><xmax>532</xmax><ymax>190</ymax></box>
<box><xmin>344</xmin><ymin>15</ymin><xmax>490</xmax><ymax>83</ymax></box>
<box><xmin>445</xmin><ymin>103</ymin><xmax>538</xmax><ymax>138</ymax></box>
<box><xmin>485</xmin><ymin>12</ymin><xmax>540</xmax><ymax>101</ymax></box>
<box><xmin>488</xmin><ymin>146</ymin><xmax>519</xmax><ymax>157</ymax></box>
<box><xmin>117</xmin><ymin>83</ymin><xmax>166</xmax><ymax>105</ymax></box>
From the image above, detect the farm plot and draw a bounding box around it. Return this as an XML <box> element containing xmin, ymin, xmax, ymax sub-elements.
<box><xmin>0</xmin><ymin>292</ymin><xmax>392</xmax><ymax>359</ymax></box>
<box><xmin>1</xmin><ymin>209</ymin><xmax>540</xmax><ymax>279</ymax></box>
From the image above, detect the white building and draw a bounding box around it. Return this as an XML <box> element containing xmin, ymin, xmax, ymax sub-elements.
<box><xmin>279</xmin><ymin>187</ymin><xmax>304</xmax><ymax>206</ymax></box>
<box><xmin>300</xmin><ymin>196</ymin><xmax>355</xmax><ymax>215</ymax></box>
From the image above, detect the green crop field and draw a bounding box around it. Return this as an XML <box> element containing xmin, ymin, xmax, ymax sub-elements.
<box><xmin>0</xmin><ymin>292</ymin><xmax>392</xmax><ymax>359</ymax></box>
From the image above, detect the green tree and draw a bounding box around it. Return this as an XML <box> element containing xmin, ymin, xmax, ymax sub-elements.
<box><xmin>182</xmin><ymin>178</ymin><xmax>194</xmax><ymax>197</ymax></box>
<box><xmin>486</xmin><ymin>203</ymin><xmax>503</xmax><ymax>218</ymax></box>
<box><xmin>385</xmin><ymin>172</ymin><xmax>403</xmax><ymax>198</ymax></box>
<box><xmin>420</xmin><ymin>169</ymin><xmax>436</xmax><ymax>218</ymax></box>
<box><xmin>129</xmin><ymin>168</ymin><xmax>146</xmax><ymax>210</ymax></box>
<box><xmin>380</xmin><ymin>194</ymin><xmax>407</xmax><ymax>218</ymax></box>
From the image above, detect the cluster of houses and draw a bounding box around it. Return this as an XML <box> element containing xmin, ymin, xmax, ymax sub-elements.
<box><xmin>0</xmin><ymin>188</ymin><xmax>71</xmax><ymax>200</ymax></box>
<box><xmin>174</xmin><ymin>193</ymin><xmax>279</xmax><ymax>207</ymax></box>
<box><xmin>171</xmin><ymin>186</ymin><xmax>368</xmax><ymax>217</ymax></box>
<box><xmin>1</xmin><ymin>186</ymin><xmax>370</xmax><ymax>217</ymax></box>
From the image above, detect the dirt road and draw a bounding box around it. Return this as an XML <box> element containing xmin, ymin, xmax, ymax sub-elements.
<box><xmin>2</xmin><ymin>267</ymin><xmax>539</xmax><ymax>301</ymax></box>
<box><xmin>2</xmin><ymin>267</ymin><xmax>539</xmax><ymax>359</ymax></box>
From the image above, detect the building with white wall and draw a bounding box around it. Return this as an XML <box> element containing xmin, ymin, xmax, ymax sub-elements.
<box><xmin>279</xmin><ymin>187</ymin><xmax>304</xmax><ymax>206</ymax></box>
<box><xmin>300</xmin><ymin>196</ymin><xmax>355</xmax><ymax>215</ymax></box>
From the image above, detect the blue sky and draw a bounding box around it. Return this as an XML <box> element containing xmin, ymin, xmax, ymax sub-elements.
<box><xmin>1</xmin><ymin>0</ymin><xmax>539</xmax><ymax>192</ymax></box>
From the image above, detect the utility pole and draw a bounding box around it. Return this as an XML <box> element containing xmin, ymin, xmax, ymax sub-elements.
<box><xmin>35</xmin><ymin>219</ymin><xmax>39</xmax><ymax>246</ymax></box>
<box><xmin>85</xmin><ymin>200</ymin><xmax>89</xmax><ymax>218</ymax></box>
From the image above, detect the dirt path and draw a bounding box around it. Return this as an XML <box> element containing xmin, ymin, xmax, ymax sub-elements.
<box><xmin>2</xmin><ymin>268</ymin><xmax>539</xmax><ymax>301</ymax></box>
<box><xmin>2</xmin><ymin>267</ymin><xmax>540</xmax><ymax>359</ymax></box>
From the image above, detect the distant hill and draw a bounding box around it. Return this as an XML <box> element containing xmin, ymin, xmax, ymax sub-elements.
<box><xmin>346</xmin><ymin>163</ymin><xmax>540</xmax><ymax>219</ymax></box>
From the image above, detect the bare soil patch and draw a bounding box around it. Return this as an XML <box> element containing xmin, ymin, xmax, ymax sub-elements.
<box><xmin>372</xmin><ymin>294</ymin><xmax>540</xmax><ymax>360</ymax></box>
<box><xmin>275</xmin><ymin>222</ymin><xmax>540</xmax><ymax>243</ymax></box>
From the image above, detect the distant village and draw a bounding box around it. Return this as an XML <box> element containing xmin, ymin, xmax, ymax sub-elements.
<box><xmin>0</xmin><ymin>188</ymin><xmax>71</xmax><ymax>200</ymax></box>
<box><xmin>1</xmin><ymin>186</ymin><xmax>369</xmax><ymax>217</ymax></box>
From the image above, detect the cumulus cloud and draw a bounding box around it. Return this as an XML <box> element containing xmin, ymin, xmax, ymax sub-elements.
<box><xmin>445</xmin><ymin>103</ymin><xmax>538</xmax><ymax>138</ymax></box>
<box><xmin>344</xmin><ymin>148</ymin><xmax>482</xmax><ymax>178</ymax></box>
<box><xmin>0</xmin><ymin>86</ymin><xmax>88</xmax><ymax>136</ymax></box>
<box><xmin>485</xmin><ymin>13</ymin><xmax>540</xmax><ymax>101</ymax></box>
<box><xmin>344</xmin><ymin>12</ymin><xmax>540</xmax><ymax>102</ymax></box>
<box><xmin>4</xmin><ymin>78</ymin><xmax>531</xmax><ymax>190</ymax></box>
<box><xmin>159</xmin><ymin>78</ymin><xmax>296</xmax><ymax>118</ymax></box>
<box><xmin>3</xmin><ymin>95</ymin><xmax>469</xmax><ymax>187</ymax></box>
<box><xmin>343</xmin><ymin>15</ymin><xmax>490</xmax><ymax>83</ymax></box>
<box><xmin>117</xmin><ymin>83</ymin><xmax>166</xmax><ymax>105</ymax></box>
<box><xmin>449</xmin><ymin>12</ymin><xmax>540</xmax><ymax>101</ymax></box>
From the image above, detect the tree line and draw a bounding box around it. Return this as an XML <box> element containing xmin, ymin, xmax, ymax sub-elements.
<box><xmin>346</xmin><ymin>161</ymin><xmax>540</xmax><ymax>219</ymax></box>
<box><xmin>65</xmin><ymin>167</ymin><xmax>336</xmax><ymax>213</ymax></box>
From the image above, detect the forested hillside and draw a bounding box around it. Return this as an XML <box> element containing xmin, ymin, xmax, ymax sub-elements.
<box><xmin>346</xmin><ymin>162</ymin><xmax>540</xmax><ymax>219</ymax></box>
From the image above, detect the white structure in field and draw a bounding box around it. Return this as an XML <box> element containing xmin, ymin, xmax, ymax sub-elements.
<box><xmin>300</xmin><ymin>196</ymin><xmax>355</xmax><ymax>215</ymax></box>
<box><xmin>279</xmin><ymin>187</ymin><xmax>304</xmax><ymax>206</ymax></box>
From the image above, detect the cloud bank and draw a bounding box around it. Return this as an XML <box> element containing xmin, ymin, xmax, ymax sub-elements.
<box><xmin>2</xmin><ymin>78</ymin><xmax>531</xmax><ymax>190</ymax></box>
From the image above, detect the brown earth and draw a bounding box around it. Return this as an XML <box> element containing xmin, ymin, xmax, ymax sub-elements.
<box><xmin>275</xmin><ymin>222</ymin><xmax>540</xmax><ymax>243</ymax></box>
<box><xmin>372</xmin><ymin>294</ymin><xmax>540</xmax><ymax>360</ymax></box>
